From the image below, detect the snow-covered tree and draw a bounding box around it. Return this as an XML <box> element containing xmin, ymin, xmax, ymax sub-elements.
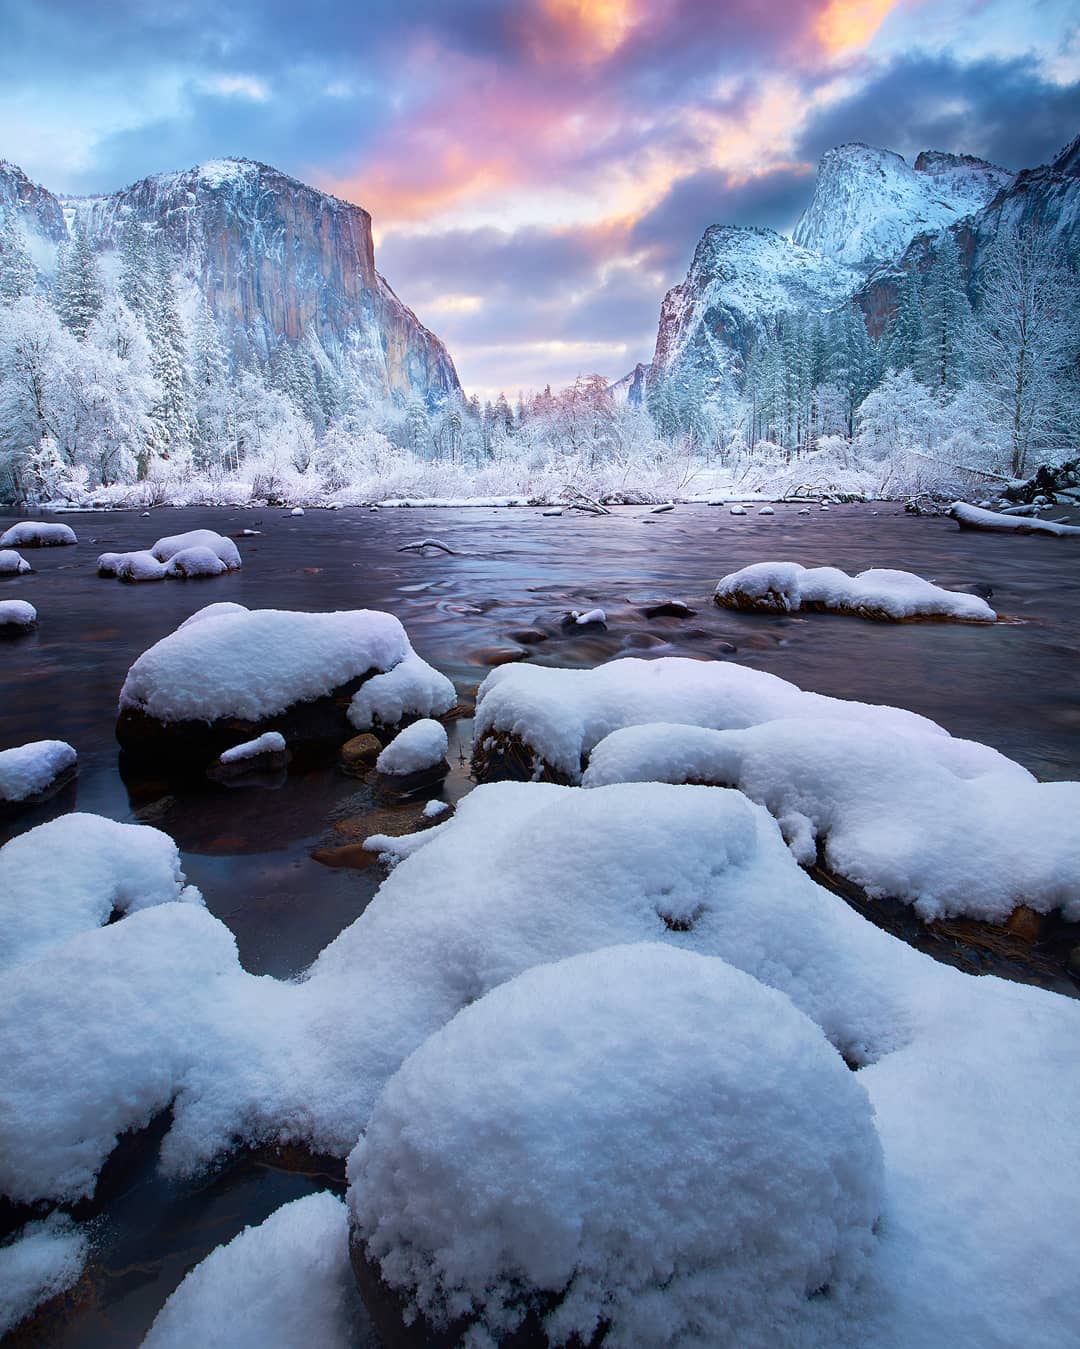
<box><xmin>882</xmin><ymin>267</ymin><xmax>924</xmax><ymax>375</ymax></box>
<box><xmin>918</xmin><ymin>233</ymin><xmax>970</xmax><ymax>391</ymax></box>
<box><xmin>0</xmin><ymin>216</ymin><xmax>36</xmax><ymax>304</ymax></box>
<box><xmin>967</xmin><ymin>224</ymin><xmax>1080</xmax><ymax>475</ymax></box>
<box><xmin>117</xmin><ymin>216</ymin><xmax>154</xmax><ymax>318</ymax></box>
<box><xmin>53</xmin><ymin>220</ymin><xmax>104</xmax><ymax>340</ymax></box>
<box><xmin>146</xmin><ymin>243</ymin><xmax>192</xmax><ymax>457</ymax></box>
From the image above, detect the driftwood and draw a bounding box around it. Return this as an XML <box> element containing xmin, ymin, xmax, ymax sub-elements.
<box><xmin>397</xmin><ymin>538</ymin><xmax>458</xmax><ymax>555</ymax></box>
<box><xmin>563</xmin><ymin>484</ymin><xmax>611</xmax><ymax>515</ymax></box>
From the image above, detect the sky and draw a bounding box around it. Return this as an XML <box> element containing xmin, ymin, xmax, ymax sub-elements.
<box><xmin>0</xmin><ymin>0</ymin><xmax>1077</xmax><ymax>397</ymax></box>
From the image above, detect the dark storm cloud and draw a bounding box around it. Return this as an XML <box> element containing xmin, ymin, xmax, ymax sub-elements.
<box><xmin>630</xmin><ymin>165</ymin><xmax>817</xmax><ymax>271</ymax></box>
<box><xmin>797</xmin><ymin>51</ymin><xmax>1080</xmax><ymax>173</ymax></box>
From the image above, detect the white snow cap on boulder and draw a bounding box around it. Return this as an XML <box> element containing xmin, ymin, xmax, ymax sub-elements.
<box><xmin>120</xmin><ymin>607</ymin><xmax>454</xmax><ymax>727</ymax></box>
<box><xmin>349</xmin><ymin>943</ymin><xmax>883</xmax><ymax>1347</ymax></box>
<box><xmin>582</xmin><ymin>719</ymin><xmax>1079</xmax><ymax>923</ymax></box>
<box><xmin>97</xmin><ymin>549</ymin><xmax>167</xmax><ymax>581</ymax></box>
<box><xmin>473</xmin><ymin>657</ymin><xmax>1011</xmax><ymax>784</ymax></box>
<box><xmin>0</xmin><ymin>599</ymin><xmax>37</xmax><ymax>630</ymax></box>
<box><xmin>144</xmin><ymin>1193</ymin><xmax>359</xmax><ymax>1349</ymax></box>
<box><xmin>151</xmin><ymin>528</ymin><xmax>241</xmax><ymax>570</ymax></box>
<box><xmin>0</xmin><ymin>812</ymin><xmax>201</xmax><ymax>971</ymax></box>
<box><xmin>0</xmin><ymin>739</ymin><xmax>76</xmax><ymax>805</ymax></box>
<box><xmin>0</xmin><ymin>521</ymin><xmax>77</xmax><ymax>547</ymax></box>
<box><xmin>164</xmin><ymin>546</ymin><xmax>230</xmax><ymax>578</ymax></box>
<box><xmin>0</xmin><ymin>549</ymin><xmax>32</xmax><ymax>575</ymax></box>
<box><xmin>715</xmin><ymin>561</ymin><xmax>996</xmax><ymax>621</ymax></box>
<box><xmin>376</xmin><ymin>719</ymin><xmax>448</xmax><ymax>775</ymax></box>
<box><xmin>219</xmin><ymin>731</ymin><xmax>286</xmax><ymax>765</ymax></box>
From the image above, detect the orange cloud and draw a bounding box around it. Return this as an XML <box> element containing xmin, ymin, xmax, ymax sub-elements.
<box><xmin>814</xmin><ymin>0</ymin><xmax>904</xmax><ymax>55</ymax></box>
<box><xmin>525</xmin><ymin>0</ymin><xmax>641</xmax><ymax>63</ymax></box>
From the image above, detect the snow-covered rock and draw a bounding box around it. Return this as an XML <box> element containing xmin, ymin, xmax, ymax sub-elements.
<box><xmin>0</xmin><ymin>599</ymin><xmax>37</xmax><ymax>632</ymax></box>
<box><xmin>290</xmin><ymin>506</ymin><xmax>305</xmax><ymax>517</ymax></box>
<box><xmin>793</xmin><ymin>144</ymin><xmax>1009</xmax><ymax>271</ymax></box>
<box><xmin>179</xmin><ymin>600</ymin><xmax>250</xmax><ymax>628</ymax></box>
<box><xmin>117</xmin><ymin>607</ymin><xmax>455</xmax><ymax>763</ymax></box>
<box><xmin>0</xmin><ymin>548</ymin><xmax>32</xmax><ymax>575</ymax></box>
<box><xmin>218</xmin><ymin>731</ymin><xmax>287</xmax><ymax>765</ymax></box>
<box><xmin>0</xmin><ymin>902</ymin><xmax>240</xmax><ymax>1203</ymax></box>
<box><xmin>375</xmin><ymin>719</ymin><xmax>448</xmax><ymax>776</ymax></box>
<box><xmin>3</xmin><ymin>777</ymin><xmax>1079</xmax><ymax>1349</ymax></box>
<box><xmin>582</xmin><ymin>720</ymin><xmax>1078</xmax><ymax>922</ymax></box>
<box><xmin>0</xmin><ymin>1214</ymin><xmax>89</xmax><ymax>1338</ymax></box>
<box><xmin>0</xmin><ymin>521</ymin><xmax>77</xmax><ymax>547</ymax></box>
<box><xmin>729</xmin><ymin>504</ymin><xmax>747</xmax><ymax>515</ymax></box>
<box><xmin>349</xmin><ymin>943</ymin><xmax>882</xmax><ymax>1347</ymax></box>
<box><xmin>164</xmin><ymin>546</ymin><xmax>230</xmax><ymax>578</ymax></box>
<box><xmin>472</xmin><ymin>657</ymin><xmax>1010</xmax><ymax>785</ymax></box>
<box><xmin>97</xmin><ymin>549</ymin><xmax>167</xmax><ymax>581</ymax></box>
<box><xmin>347</xmin><ymin>650</ymin><xmax>455</xmax><ymax>732</ymax></box>
<box><xmin>571</xmin><ymin>607</ymin><xmax>606</xmax><ymax>626</ymax></box>
<box><xmin>143</xmin><ymin>1194</ymin><xmax>361</xmax><ymax>1349</ymax></box>
<box><xmin>0</xmin><ymin>739</ymin><xmax>76</xmax><ymax>810</ymax></box>
<box><xmin>714</xmin><ymin>561</ymin><xmax>997</xmax><ymax>621</ymax></box>
<box><xmin>950</xmin><ymin>501</ymin><xmax>1080</xmax><ymax>536</ymax></box>
<box><xmin>0</xmin><ymin>812</ymin><xmax>201</xmax><ymax>971</ymax></box>
<box><xmin>151</xmin><ymin>528</ymin><xmax>241</xmax><ymax>570</ymax></box>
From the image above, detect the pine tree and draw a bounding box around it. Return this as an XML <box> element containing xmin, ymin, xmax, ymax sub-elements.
<box><xmin>0</xmin><ymin>215</ymin><xmax>36</xmax><ymax>304</ymax></box>
<box><xmin>117</xmin><ymin>217</ymin><xmax>153</xmax><ymax>317</ymax></box>
<box><xmin>882</xmin><ymin>268</ymin><xmax>924</xmax><ymax>376</ymax></box>
<box><xmin>53</xmin><ymin>220</ymin><xmax>104</xmax><ymax>340</ymax></box>
<box><xmin>917</xmin><ymin>233</ymin><xmax>970</xmax><ymax>391</ymax></box>
<box><xmin>146</xmin><ymin>243</ymin><xmax>191</xmax><ymax>456</ymax></box>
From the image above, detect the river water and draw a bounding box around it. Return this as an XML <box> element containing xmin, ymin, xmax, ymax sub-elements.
<box><xmin>2</xmin><ymin>500</ymin><xmax>1079</xmax><ymax>1344</ymax></box>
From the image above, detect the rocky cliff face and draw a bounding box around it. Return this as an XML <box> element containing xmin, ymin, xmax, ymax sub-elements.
<box><xmin>609</xmin><ymin>362</ymin><xmax>649</xmax><ymax>406</ymax></box>
<box><xmin>646</xmin><ymin>135</ymin><xmax>1079</xmax><ymax>396</ymax></box>
<box><xmin>649</xmin><ymin>226</ymin><xmax>855</xmax><ymax>394</ymax></box>
<box><xmin>0</xmin><ymin>162</ymin><xmax>67</xmax><ymax>243</ymax></box>
<box><xmin>3</xmin><ymin>156</ymin><xmax>458</xmax><ymax>406</ymax></box>
<box><xmin>793</xmin><ymin>143</ymin><xmax>1009</xmax><ymax>270</ymax></box>
<box><xmin>855</xmin><ymin>134</ymin><xmax>1079</xmax><ymax>336</ymax></box>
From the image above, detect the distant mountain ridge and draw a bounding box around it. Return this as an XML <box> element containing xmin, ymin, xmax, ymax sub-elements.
<box><xmin>644</xmin><ymin>137</ymin><xmax>1078</xmax><ymax>401</ymax></box>
<box><xmin>0</xmin><ymin>156</ymin><xmax>459</xmax><ymax>407</ymax></box>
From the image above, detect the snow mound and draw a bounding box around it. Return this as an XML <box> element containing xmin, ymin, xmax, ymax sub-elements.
<box><xmin>0</xmin><ymin>548</ymin><xmax>32</xmax><ymax>575</ymax></box>
<box><xmin>262</xmin><ymin>781</ymin><xmax>904</xmax><ymax>1163</ymax></box>
<box><xmin>0</xmin><ymin>739</ymin><xmax>75</xmax><ymax>805</ymax></box>
<box><xmin>0</xmin><ymin>902</ymin><xmax>241</xmax><ymax>1203</ymax></box>
<box><xmin>97</xmin><ymin>549</ymin><xmax>167</xmax><ymax>581</ymax></box>
<box><xmin>120</xmin><ymin>607</ymin><xmax>450</xmax><ymax>726</ymax></box>
<box><xmin>179</xmin><ymin>601</ymin><xmax>249</xmax><ymax>628</ymax></box>
<box><xmin>0</xmin><ymin>1214</ymin><xmax>89</xmax><ymax>1337</ymax></box>
<box><xmin>347</xmin><ymin>650</ymin><xmax>456</xmax><ymax>732</ymax></box>
<box><xmin>472</xmin><ymin>657</ymin><xmax>1008</xmax><ymax>784</ymax></box>
<box><xmin>583</xmin><ymin>720</ymin><xmax>1078</xmax><ymax>922</ymax></box>
<box><xmin>164</xmin><ymin>545</ymin><xmax>229</xmax><ymax>578</ymax></box>
<box><xmin>376</xmin><ymin>719</ymin><xmax>448</xmax><ymax>775</ymax></box>
<box><xmin>349</xmin><ymin>943</ymin><xmax>882</xmax><ymax>1348</ymax></box>
<box><xmin>715</xmin><ymin>561</ymin><xmax>997</xmax><ymax>621</ymax></box>
<box><xmin>151</xmin><ymin>528</ymin><xmax>241</xmax><ymax>570</ymax></box>
<box><xmin>219</xmin><ymin>731</ymin><xmax>286</xmax><ymax>764</ymax></box>
<box><xmin>0</xmin><ymin>599</ymin><xmax>37</xmax><ymax>630</ymax></box>
<box><xmin>144</xmin><ymin>1193</ymin><xmax>361</xmax><ymax>1349</ymax></box>
<box><xmin>950</xmin><ymin>501</ymin><xmax>1080</xmax><ymax>536</ymax></box>
<box><xmin>0</xmin><ymin>812</ymin><xmax>202</xmax><ymax>972</ymax></box>
<box><xmin>0</xmin><ymin>521</ymin><xmax>77</xmax><ymax>547</ymax></box>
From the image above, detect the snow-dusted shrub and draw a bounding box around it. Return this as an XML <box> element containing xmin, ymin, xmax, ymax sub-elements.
<box><xmin>349</xmin><ymin>943</ymin><xmax>883</xmax><ymax>1347</ymax></box>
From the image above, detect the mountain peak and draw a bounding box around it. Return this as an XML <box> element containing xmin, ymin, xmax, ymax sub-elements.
<box><xmin>793</xmin><ymin>141</ymin><xmax>1010</xmax><ymax>269</ymax></box>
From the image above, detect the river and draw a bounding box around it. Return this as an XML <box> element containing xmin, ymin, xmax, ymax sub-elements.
<box><xmin>2</xmin><ymin>500</ymin><xmax>1078</xmax><ymax>1344</ymax></box>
